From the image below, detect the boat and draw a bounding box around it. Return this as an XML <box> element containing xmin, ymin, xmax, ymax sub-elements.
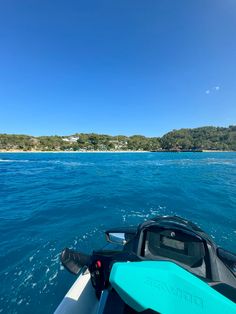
<box><xmin>55</xmin><ymin>215</ymin><xmax>236</xmax><ymax>313</ymax></box>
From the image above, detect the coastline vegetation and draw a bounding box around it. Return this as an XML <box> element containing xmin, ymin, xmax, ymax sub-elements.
<box><xmin>0</xmin><ymin>126</ymin><xmax>236</xmax><ymax>152</ymax></box>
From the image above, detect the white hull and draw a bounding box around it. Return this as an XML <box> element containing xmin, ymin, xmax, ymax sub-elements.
<box><xmin>54</xmin><ymin>270</ymin><xmax>98</xmax><ymax>314</ymax></box>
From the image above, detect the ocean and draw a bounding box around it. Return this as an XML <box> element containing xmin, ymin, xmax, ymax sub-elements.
<box><xmin>0</xmin><ymin>152</ymin><xmax>236</xmax><ymax>313</ymax></box>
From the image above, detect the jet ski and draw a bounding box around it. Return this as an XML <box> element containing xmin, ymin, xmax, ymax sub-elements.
<box><xmin>55</xmin><ymin>215</ymin><xmax>236</xmax><ymax>314</ymax></box>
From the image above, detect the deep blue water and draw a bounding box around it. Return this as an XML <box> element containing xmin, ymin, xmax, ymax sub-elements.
<box><xmin>0</xmin><ymin>152</ymin><xmax>236</xmax><ymax>313</ymax></box>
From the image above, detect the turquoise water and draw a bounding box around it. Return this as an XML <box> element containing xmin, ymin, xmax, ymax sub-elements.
<box><xmin>0</xmin><ymin>152</ymin><xmax>236</xmax><ymax>313</ymax></box>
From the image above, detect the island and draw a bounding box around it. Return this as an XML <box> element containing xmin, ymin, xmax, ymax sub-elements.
<box><xmin>0</xmin><ymin>126</ymin><xmax>235</xmax><ymax>152</ymax></box>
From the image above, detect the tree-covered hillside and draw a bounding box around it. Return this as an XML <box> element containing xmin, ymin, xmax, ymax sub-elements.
<box><xmin>0</xmin><ymin>126</ymin><xmax>235</xmax><ymax>151</ymax></box>
<box><xmin>161</xmin><ymin>126</ymin><xmax>236</xmax><ymax>151</ymax></box>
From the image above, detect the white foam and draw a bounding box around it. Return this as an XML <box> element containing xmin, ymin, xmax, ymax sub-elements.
<box><xmin>17</xmin><ymin>299</ymin><xmax>23</xmax><ymax>305</ymax></box>
<box><xmin>24</xmin><ymin>274</ymin><xmax>33</xmax><ymax>283</ymax></box>
<box><xmin>41</xmin><ymin>160</ymin><xmax>94</xmax><ymax>167</ymax></box>
<box><xmin>0</xmin><ymin>159</ymin><xmax>30</xmax><ymax>163</ymax></box>
<box><xmin>51</xmin><ymin>256</ymin><xmax>58</xmax><ymax>262</ymax></box>
<box><xmin>49</xmin><ymin>271</ymin><xmax>58</xmax><ymax>281</ymax></box>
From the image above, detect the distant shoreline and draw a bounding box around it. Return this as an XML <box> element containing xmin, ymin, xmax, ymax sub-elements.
<box><xmin>0</xmin><ymin>150</ymin><xmax>235</xmax><ymax>153</ymax></box>
<box><xmin>0</xmin><ymin>150</ymin><xmax>149</xmax><ymax>153</ymax></box>
<box><xmin>1</xmin><ymin>126</ymin><xmax>235</xmax><ymax>152</ymax></box>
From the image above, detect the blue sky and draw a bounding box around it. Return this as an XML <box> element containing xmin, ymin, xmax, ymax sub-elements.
<box><xmin>0</xmin><ymin>0</ymin><xmax>236</xmax><ymax>136</ymax></box>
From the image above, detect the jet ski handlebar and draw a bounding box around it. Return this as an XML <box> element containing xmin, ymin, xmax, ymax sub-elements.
<box><xmin>60</xmin><ymin>248</ymin><xmax>139</xmax><ymax>292</ymax></box>
<box><xmin>60</xmin><ymin>248</ymin><xmax>91</xmax><ymax>275</ymax></box>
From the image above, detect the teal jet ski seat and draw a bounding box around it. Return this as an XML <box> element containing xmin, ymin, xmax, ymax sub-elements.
<box><xmin>109</xmin><ymin>261</ymin><xmax>236</xmax><ymax>314</ymax></box>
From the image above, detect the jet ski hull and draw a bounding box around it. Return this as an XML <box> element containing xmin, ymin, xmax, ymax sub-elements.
<box><xmin>55</xmin><ymin>269</ymin><xmax>98</xmax><ymax>314</ymax></box>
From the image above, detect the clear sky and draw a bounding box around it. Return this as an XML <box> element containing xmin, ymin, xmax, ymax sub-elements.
<box><xmin>0</xmin><ymin>0</ymin><xmax>236</xmax><ymax>136</ymax></box>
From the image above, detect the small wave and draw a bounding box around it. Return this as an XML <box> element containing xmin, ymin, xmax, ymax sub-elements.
<box><xmin>39</xmin><ymin>160</ymin><xmax>94</xmax><ymax>167</ymax></box>
<box><xmin>207</xmin><ymin>161</ymin><xmax>235</xmax><ymax>166</ymax></box>
<box><xmin>0</xmin><ymin>159</ymin><xmax>12</xmax><ymax>162</ymax></box>
<box><xmin>205</xmin><ymin>158</ymin><xmax>236</xmax><ymax>165</ymax></box>
<box><xmin>42</xmin><ymin>284</ymin><xmax>47</xmax><ymax>291</ymax></box>
<box><xmin>0</xmin><ymin>159</ymin><xmax>30</xmax><ymax>163</ymax></box>
<box><xmin>0</xmin><ymin>159</ymin><xmax>94</xmax><ymax>166</ymax></box>
<box><xmin>17</xmin><ymin>299</ymin><xmax>23</xmax><ymax>305</ymax></box>
<box><xmin>23</xmin><ymin>274</ymin><xmax>33</xmax><ymax>283</ymax></box>
<box><xmin>49</xmin><ymin>271</ymin><xmax>58</xmax><ymax>282</ymax></box>
<box><xmin>51</xmin><ymin>256</ymin><xmax>59</xmax><ymax>262</ymax></box>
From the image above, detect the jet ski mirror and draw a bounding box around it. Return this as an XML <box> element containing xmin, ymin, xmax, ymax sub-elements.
<box><xmin>106</xmin><ymin>232</ymin><xmax>127</xmax><ymax>245</ymax></box>
<box><xmin>105</xmin><ymin>227</ymin><xmax>137</xmax><ymax>245</ymax></box>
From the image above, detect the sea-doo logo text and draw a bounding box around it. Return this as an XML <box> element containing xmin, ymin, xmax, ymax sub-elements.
<box><xmin>144</xmin><ymin>276</ymin><xmax>203</xmax><ymax>309</ymax></box>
